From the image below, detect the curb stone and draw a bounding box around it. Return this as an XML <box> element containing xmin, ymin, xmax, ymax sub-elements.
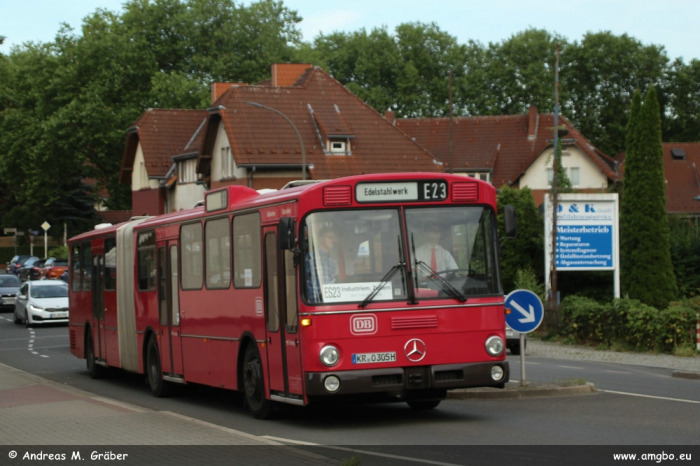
<box><xmin>672</xmin><ymin>370</ymin><xmax>700</xmax><ymax>380</ymax></box>
<box><xmin>447</xmin><ymin>382</ymin><xmax>596</xmax><ymax>400</ymax></box>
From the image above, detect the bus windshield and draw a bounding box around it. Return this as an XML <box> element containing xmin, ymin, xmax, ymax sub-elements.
<box><xmin>406</xmin><ymin>206</ymin><xmax>501</xmax><ymax>298</ymax></box>
<box><xmin>303</xmin><ymin>209</ymin><xmax>407</xmax><ymax>304</ymax></box>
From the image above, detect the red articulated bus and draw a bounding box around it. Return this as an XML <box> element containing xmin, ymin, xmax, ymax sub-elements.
<box><xmin>68</xmin><ymin>173</ymin><xmax>517</xmax><ymax>418</ymax></box>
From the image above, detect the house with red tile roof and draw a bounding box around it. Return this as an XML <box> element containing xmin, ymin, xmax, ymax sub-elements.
<box><xmin>395</xmin><ymin>106</ymin><xmax>620</xmax><ymax>205</ymax></box>
<box><xmin>659</xmin><ymin>143</ymin><xmax>700</xmax><ymax>215</ymax></box>
<box><xmin>120</xmin><ymin>109</ymin><xmax>208</xmax><ymax>215</ymax></box>
<box><xmin>120</xmin><ymin>64</ymin><xmax>442</xmax><ymax>215</ymax></box>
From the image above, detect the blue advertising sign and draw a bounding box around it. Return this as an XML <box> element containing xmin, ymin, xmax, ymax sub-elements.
<box><xmin>551</xmin><ymin>199</ymin><xmax>618</xmax><ymax>271</ymax></box>
<box><xmin>505</xmin><ymin>289</ymin><xmax>544</xmax><ymax>334</ymax></box>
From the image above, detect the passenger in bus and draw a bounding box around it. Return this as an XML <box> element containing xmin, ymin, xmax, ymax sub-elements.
<box><xmin>306</xmin><ymin>226</ymin><xmax>339</xmax><ymax>303</ymax></box>
<box><xmin>414</xmin><ymin>224</ymin><xmax>458</xmax><ymax>281</ymax></box>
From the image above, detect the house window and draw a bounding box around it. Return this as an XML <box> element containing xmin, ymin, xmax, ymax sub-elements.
<box><xmin>179</xmin><ymin>159</ymin><xmax>197</xmax><ymax>183</ymax></box>
<box><xmin>221</xmin><ymin>147</ymin><xmax>233</xmax><ymax>179</ymax></box>
<box><xmin>547</xmin><ymin>167</ymin><xmax>580</xmax><ymax>186</ymax></box>
<box><xmin>329</xmin><ymin>140</ymin><xmax>347</xmax><ymax>154</ymax></box>
<box><xmin>464</xmin><ymin>172</ymin><xmax>491</xmax><ymax>183</ymax></box>
<box><xmin>570</xmin><ymin>167</ymin><xmax>580</xmax><ymax>186</ymax></box>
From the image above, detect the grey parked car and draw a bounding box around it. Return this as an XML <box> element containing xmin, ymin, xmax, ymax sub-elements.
<box><xmin>14</xmin><ymin>280</ymin><xmax>69</xmax><ymax>327</ymax></box>
<box><xmin>0</xmin><ymin>274</ymin><xmax>21</xmax><ymax>311</ymax></box>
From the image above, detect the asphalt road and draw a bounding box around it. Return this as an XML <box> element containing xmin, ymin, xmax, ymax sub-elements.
<box><xmin>1</xmin><ymin>311</ymin><xmax>698</xmax><ymax>447</ymax></box>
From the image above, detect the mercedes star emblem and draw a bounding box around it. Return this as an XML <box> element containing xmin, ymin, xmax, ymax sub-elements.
<box><xmin>404</xmin><ymin>338</ymin><xmax>427</xmax><ymax>362</ymax></box>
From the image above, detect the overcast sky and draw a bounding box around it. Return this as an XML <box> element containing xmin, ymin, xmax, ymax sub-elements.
<box><xmin>1</xmin><ymin>0</ymin><xmax>698</xmax><ymax>63</ymax></box>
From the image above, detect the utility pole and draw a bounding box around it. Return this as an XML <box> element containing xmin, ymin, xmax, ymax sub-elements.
<box><xmin>550</xmin><ymin>45</ymin><xmax>561</xmax><ymax>310</ymax></box>
<box><xmin>449</xmin><ymin>70</ymin><xmax>454</xmax><ymax>174</ymax></box>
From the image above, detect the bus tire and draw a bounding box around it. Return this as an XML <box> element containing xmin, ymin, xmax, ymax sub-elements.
<box><xmin>407</xmin><ymin>399</ymin><xmax>441</xmax><ymax>410</ymax></box>
<box><xmin>86</xmin><ymin>331</ymin><xmax>105</xmax><ymax>379</ymax></box>
<box><xmin>146</xmin><ymin>337</ymin><xmax>171</xmax><ymax>398</ymax></box>
<box><xmin>243</xmin><ymin>345</ymin><xmax>274</xmax><ymax>419</ymax></box>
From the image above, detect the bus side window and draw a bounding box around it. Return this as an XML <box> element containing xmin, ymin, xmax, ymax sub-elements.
<box><xmin>205</xmin><ymin>218</ymin><xmax>231</xmax><ymax>289</ymax></box>
<box><xmin>181</xmin><ymin>223</ymin><xmax>203</xmax><ymax>290</ymax></box>
<box><xmin>233</xmin><ymin>213</ymin><xmax>261</xmax><ymax>288</ymax></box>
<box><xmin>104</xmin><ymin>237</ymin><xmax>117</xmax><ymax>291</ymax></box>
<box><xmin>137</xmin><ymin>232</ymin><xmax>156</xmax><ymax>291</ymax></box>
<box><xmin>71</xmin><ymin>245</ymin><xmax>81</xmax><ymax>292</ymax></box>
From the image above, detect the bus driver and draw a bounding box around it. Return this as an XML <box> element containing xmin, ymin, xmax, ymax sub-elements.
<box><xmin>414</xmin><ymin>223</ymin><xmax>458</xmax><ymax>280</ymax></box>
<box><xmin>306</xmin><ymin>226</ymin><xmax>339</xmax><ymax>303</ymax></box>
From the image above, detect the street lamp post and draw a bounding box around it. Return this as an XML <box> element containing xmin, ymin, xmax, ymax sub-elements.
<box><xmin>243</xmin><ymin>101</ymin><xmax>306</xmax><ymax>180</ymax></box>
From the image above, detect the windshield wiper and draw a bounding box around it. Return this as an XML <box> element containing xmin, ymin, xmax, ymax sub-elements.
<box><xmin>359</xmin><ymin>262</ymin><xmax>404</xmax><ymax>308</ymax></box>
<box><xmin>413</xmin><ymin>260</ymin><xmax>467</xmax><ymax>303</ymax></box>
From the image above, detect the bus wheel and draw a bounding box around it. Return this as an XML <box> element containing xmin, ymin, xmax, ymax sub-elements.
<box><xmin>407</xmin><ymin>399</ymin><xmax>441</xmax><ymax>410</ymax></box>
<box><xmin>146</xmin><ymin>337</ymin><xmax>171</xmax><ymax>398</ymax></box>
<box><xmin>86</xmin><ymin>331</ymin><xmax>105</xmax><ymax>379</ymax></box>
<box><xmin>243</xmin><ymin>345</ymin><xmax>274</xmax><ymax>419</ymax></box>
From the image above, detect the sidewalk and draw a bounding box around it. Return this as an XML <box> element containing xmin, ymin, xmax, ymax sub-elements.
<box><xmin>0</xmin><ymin>363</ymin><xmax>337</xmax><ymax>464</ymax></box>
<box><xmin>526</xmin><ymin>338</ymin><xmax>700</xmax><ymax>373</ymax></box>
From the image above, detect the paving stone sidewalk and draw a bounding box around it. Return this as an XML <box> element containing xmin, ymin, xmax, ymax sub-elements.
<box><xmin>0</xmin><ymin>363</ymin><xmax>337</xmax><ymax>465</ymax></box>
<box><xmin>526</xmin><ymin>338</ymin><xmax>700</xmax><ymax>373</ymax></box>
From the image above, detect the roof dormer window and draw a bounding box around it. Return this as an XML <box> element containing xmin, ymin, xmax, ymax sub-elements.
<box><xmin>329</xmin><ymin>140</ymin><xmax>347</xmax><ymax>154</ymax></box>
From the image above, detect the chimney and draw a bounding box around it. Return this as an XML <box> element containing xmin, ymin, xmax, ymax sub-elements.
<box><xmin>384</xmin><ymin>110</ymin><xmax>395</xmax><ymax>125</ymax></box>
<box><xmin>211</xmin><ymin>82</ymin><xmax>248</xmax><ymax>104</ymax></box>
<box><xmin>528</xmin><ymin>104</ymin><xmax>538</xmax><ymax>140</ymax></box>
<box><xmin>271</xmin><ymin>63</ymin><xmax>312</xmax><ymax>87</ymax></box>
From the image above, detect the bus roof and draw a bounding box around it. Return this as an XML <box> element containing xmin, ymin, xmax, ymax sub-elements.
<box><xmin>69</xmin><ymin>172</ymin><xmax>495</xmax><ymax>242</ymax></box>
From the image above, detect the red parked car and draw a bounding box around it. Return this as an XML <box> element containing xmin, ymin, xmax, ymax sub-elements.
<box><xmin>40</xmin><ymin>258</ymin><xmax>69</xmax><ymax>280</ymax></box>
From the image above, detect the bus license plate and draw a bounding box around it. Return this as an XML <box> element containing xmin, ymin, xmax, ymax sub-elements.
<box><xmin>352</xmin><ymin>352</ymin><xmax>396</xmax><ymax>364</ymax></box>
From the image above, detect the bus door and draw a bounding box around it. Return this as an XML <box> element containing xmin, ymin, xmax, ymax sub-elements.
<box><xmin>263</xmin><ymin>228</ymin><xmax>303</xmax><ymax>399</ymax></box>
<box><xmin>157</xmin><ymin>242</ymin><xmax>184</xmax><ymax>377</ymax></box>
<box><xmin>91</xmin><ymin>254</ymin><xmax>106</xmax><ymax>362</ymax></box>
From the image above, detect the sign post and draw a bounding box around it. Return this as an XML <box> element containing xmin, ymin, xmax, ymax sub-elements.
<box><xmin>41</xmin><ymin>222</ymin><xmax>51</xmax><ymax>259</ymax></box>
<box><xmin>505</xmin><ymin>289</ymin><xmax>544</xmax><ymax>386</ymax></box>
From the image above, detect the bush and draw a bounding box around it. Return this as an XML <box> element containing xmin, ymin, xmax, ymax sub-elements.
<box><xmin>559</xmin><ymin>295</ymin><xmax>697</xmax><ymax>353</ymax></box>
<box><xmin>512</xmin><ymin>267</ymin><xmax>544</xmax><ymax>301</ymax></box>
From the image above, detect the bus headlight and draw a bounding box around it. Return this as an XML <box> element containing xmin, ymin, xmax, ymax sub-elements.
<box><xmin>324</xmin><ymin>375</ymin><xmax>341</xmax><ymax>392</ymax></box>
<box><xmin>491</xmin><ymin>365</ymin><xmax>504</xmax><ymax>381</ymax></box>
<box><xmin>485</xmin><ymin>336</ymin><xmax>504</xmax><ymax>357</ymax></box>
<box><xmin>319</xmin><ymin>345</ymin><xmax>340</xmax><ymax>367</ymax></box>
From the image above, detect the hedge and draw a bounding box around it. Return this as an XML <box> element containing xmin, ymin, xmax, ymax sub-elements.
<box><xmin>559</xmin><ymin>295</ymin><xmax>698</xmax><ymax>353</ymax></box>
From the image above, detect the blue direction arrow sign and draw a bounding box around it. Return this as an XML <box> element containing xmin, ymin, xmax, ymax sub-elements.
<box><xmin>505</xmin><ymin>289</ymin><xmax>544</xmax><ymax>334</ymax></box>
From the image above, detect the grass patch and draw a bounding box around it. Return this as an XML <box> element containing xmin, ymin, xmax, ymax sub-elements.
<box><xmin>673</xmin><ymin>344</ymin><xmax>699</xmax><ymax>358</ymax></box>
<box><xmin>559</xmin><ymin>378</ymin><xmax>587</xmax><ymax>387</ymax></box>
<box><xmin>342</xmin><ymin>455</ymin><xmax>362</xmax><ymax>466</ymax></box>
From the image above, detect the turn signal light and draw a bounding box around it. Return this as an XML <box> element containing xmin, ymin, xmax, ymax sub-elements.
<box><xmin>301</xmin><ymin>318</ymin><xmax>312</xmax><ymax>327</ymax></box>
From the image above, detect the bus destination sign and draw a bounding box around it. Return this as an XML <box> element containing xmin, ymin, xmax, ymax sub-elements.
<box><xmin>356</xmin><ymin>180</ymin><xmax>447</xmax><ymax>203</ymax></box>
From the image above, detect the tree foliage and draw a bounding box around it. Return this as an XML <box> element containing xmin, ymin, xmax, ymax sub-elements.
<box><xmin>1</xmin><ymin>10</ymin><xmax>699</xmax><ymax>241</ymax></box>
<box><xmin>496</xmin><ymin>185</ymin><xmax>544</xmax><ymax>292</ymax></box>
<box><xmin>620</xmin><ymin>86</ymin><xmax>677</xmax><ymax>308</ymax></box>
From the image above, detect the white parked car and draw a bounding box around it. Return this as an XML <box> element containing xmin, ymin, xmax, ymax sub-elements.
<box><xmin>14</xmin><ymin>280</ymin><xmax>69</xmax><ymax>327</ymax></box>
<box><xmin>506</xmin><ymin>324</ymin><xmax>526</xmax><ymax>355</ymax></box>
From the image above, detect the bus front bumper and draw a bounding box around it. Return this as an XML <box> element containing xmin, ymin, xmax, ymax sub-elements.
<box><xmin>305</xmin><ymin>361</ymin><xmax>509</xmax><ymax>396</ymax></box>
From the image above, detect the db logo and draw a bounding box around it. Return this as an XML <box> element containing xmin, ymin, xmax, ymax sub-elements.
<box><xmin>350</xmin><ymin>314</ymin><xmax>377</xmax><ymax>335</ymax></box>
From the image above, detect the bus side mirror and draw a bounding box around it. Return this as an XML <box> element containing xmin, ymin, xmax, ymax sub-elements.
<box><xmin>278</xmin><ymin>217</ymin><xmax>297</xmax><ymax>250</ymax></box>
<box><xmin>504</xmin><ymin>205</ymin><xmax>517</xmax><ymax>238</ymax></box>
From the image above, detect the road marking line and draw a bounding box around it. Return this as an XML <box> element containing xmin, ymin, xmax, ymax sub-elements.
<box><xmin>604</xmin><ymin>370</ymin><xmax>631</xmax><ymax>374</ymax></box>
<box><xmin>526</xmin><ymin>362</ymin><xmax>540</xmax><ymax>365</ymax></box>
<box><xmin>558</xmin><ymin>365</ymin><xmax>583</xmax><ymax>370</ymax></box>
<box><xmin>160</xmin><ymin>411</ymin><xmax>282</xmax><ymax>445</ymax></box>
<box><xmin>262</xmin><ymin>436</ymin><xmax>319</xmax><ymax>445</ymax></box>
<box><xmin>39</xmin><ymin>355</ymin><xmax>49</xmax><ymax>358</ymax></box>
<box><xmin>599</xmin><ymin>389</ymin><xmax>700</xmax><ymax>404</ymax></box>
<box><xmin>31</xmin><ymin>351</ymin><xmax>39</xmax><ymax>355</ymax></box>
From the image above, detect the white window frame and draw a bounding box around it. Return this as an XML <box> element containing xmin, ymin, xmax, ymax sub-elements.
<box><xmin>221</xmin><ymin>147</ymin><xmax>233</xmax><ymax>179</ymax></box>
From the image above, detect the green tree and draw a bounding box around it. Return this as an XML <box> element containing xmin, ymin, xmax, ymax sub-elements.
<box><xmin>496</xmin><ymin>185</ymin><xmax>544</xmax><ymax>292</ymax></box>
<box><xmin>309</xmin><ymin>22</ymin><xmax>469</xmax><ymax>117</ymax></box>
<box><xmin>621</xmin><ymin>86</ymin><xmax>677</xmax><ymax>308</ymax></box>
<box><xmin>620</xmin><ymin>89</ymin><xmax>642</xmax><ymax>295</ymax></box>
<box><xmin>563</xmin><ymin>32</ymin><xmax>668</xmax><ymax>156</ymax></box>
<box><xmin>663</xmin><ymin>58</ymin><xmax>700</xmax><ymax>142</ymax></box>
